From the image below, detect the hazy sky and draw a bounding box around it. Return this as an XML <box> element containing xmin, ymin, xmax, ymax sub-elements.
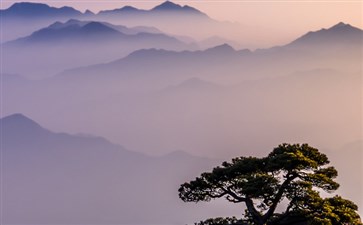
<box><xmin>1</xmin><ymin>0</ymin><xmax>362</xmax><ymax>47</ymax></box>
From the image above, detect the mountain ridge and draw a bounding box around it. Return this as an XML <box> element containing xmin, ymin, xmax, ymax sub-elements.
<box><xmin>1</xmin><ymin>1</ymin><xmax>207</xmax><ymax>18</ymax></box>
<box><xmin>1</xmin><ymin>113</ymin><xmax>145</xmax><ymax>157</ymax></box>
<box><xmin>4</xmin><ymin>19</ymin><xmax>184</xmax><ymax>46</ymax></box>
<box><xmin>287</xmin><ymin>22</ymin><xmax>363</xmax><ymax>47</ymax></box>
<box><xmin>98</xmin><ymin>1</ymin><xmax>207</xmax><ymax>17</ymax></box>
<box><xmin>1</xmin><ymin>113</ymin><xmax>44</xmax><ymax>133</ymax></box>
<box><xmin>1</xmin><ymin>2</ymin><xmax>83</xmax><ymax>18</ymax></box>
<box><xmin>58</xmin><ymin>43</ymin><xmax>243</xmax><ymax>79</ymax></box>
<box><xmin>2</xmin><ymin>113</ymin><xmax>222</xmax><ymax>224</ymax></box>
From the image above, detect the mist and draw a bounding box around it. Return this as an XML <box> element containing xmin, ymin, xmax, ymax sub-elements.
<box><xmin>1</xmin><ymin>1</ymin><xmax>362</xmax><ymax>223</ymax></box>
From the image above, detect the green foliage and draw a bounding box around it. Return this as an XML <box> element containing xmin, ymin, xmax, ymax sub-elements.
<box><xmin>178</xmin><ymin>143</ymin><xmax>361</xmax><ymax>225</ymax></box>
<box><xmin>194</xmin><ymin>217</ymin><xmax>246</xmax><ymax>225</ymax></box>
<box><xmin>305</xmin><ymin>195</ymin><xmax>362</xmax><ymax>225</ymax></box>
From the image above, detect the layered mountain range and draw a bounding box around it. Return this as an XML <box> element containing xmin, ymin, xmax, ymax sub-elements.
<box><xmin>5</xmin><ymin>19</ymin><xmax>182</xmax><ymax>45</ymax></box>
<box><xmin>2</xmin><ymin>18</ymin><xmax>195</xmax><ymax>78</ymax></box>
<box><xmin>0</xmin><ymin>1</ymin><xmax>213</xmax><ymax>43</ymax></box>
<box><xmin>2</xmin><ymin>20</ymin><xmax>362</xmax><ymax>79</ymax></box>
<box><xmin>2</xmin><ymin>113</ymin><xmax>361</xmax><ymax>223</ymax></box>
<box><xmin>1</xmin><ymin>1</ymin><xmax>362</xmax><ymax>223</ymax></box>
<box><xmin>2</xmin><ymin>114</ymin><xmax>233</xmax><ymax>224</ymax></box>
<box><xmin>1</xmin><ymin>1</ymin><xmax>207</xmax><ymax>19</ymax></box>
<box><xmin>56</xmin><ymin>22</ymin><xmax>362</xmax><ymax>82</ymax></box>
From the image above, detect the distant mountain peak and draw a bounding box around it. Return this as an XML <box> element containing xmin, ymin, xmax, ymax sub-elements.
<box><xmin>2</xmin><ymin>113</ymin><xmax>28</xmax><ymax>120</ymax></box>
<box><xmin>49</xmin><ymin>21</ymin><xmax>63</xmax><ymax>28</ymax></box>
<box><xmin>205</xmin><ymin>43</ymin><xmax>236</xmax><ymax>53</ymax></box>
<box><xmin>81</xmin><ymin>21</ymin><xmax>120</xmax><ymax>34</ymax></box>
<box><xmin>83</xmin><ymin>21</ymin><xmax>108</xmax><ymax>29</ymax></box>
<box><xmin>7</xmin><ymin>2</ymin><xmax>81</xmax><ymax>13</ymax></box>
<box><xmin>331</xmin><ymin>22</ymin><xmax>349</xmax><ymax>29</ymax></box>
<box><xmin>120</xmin><ymin>5</ymin><xmax>139</xmax><ymax>11</ymax></box>
<box><xmin>9</xmin><ymin>19</ymin><xmax>123</xmax><ymax>45</ymax></box>
<box><xmin>48</xmin><ymin>19</ymin><xmax>82</xmax><ymax>29</ymax></box>
<box><xmin>84</xmin><ymin>9</ymin><xmax>95</xmax><ymax>15</ymax></box>
<box><xmin>60</xmin><ymin>6</ymin><xmax>76</xmax><ymax>11</ymax></box>
<box><xmin>151</xmin><ymin>1</ymin><xmax>205</xmax><ymax>15</ymax></box>
<box><xmin>3</xmin><ymin>2</ymin><xmax>82</xmax><ymax>17</ymax></box>
<box><xmin>287</xmin><ymin>22</ymin><xmax>363</xmax><ymax>47</ymax></box>
<box><xmin>67</xmin><ymin>18</ymin><xmax>81</xmax><ymax>23</ymax></box>
<box><xmin>1</xmin><ymin>113</ymin><xmax>43</xmax><ymax>130</ymax></box>
<box><xmin>8</xmin><ymin>2</ymin><xmax>50</xmax><ymax>10</ymax></box>
<box><xmin>152</xmin><ymin>1</ymin><xmax>182</xmax><ymax>10</ymax></box>
<box><xmin>98</xmin><ymin>5</ymin><xmax>141</xmax><ymax>15</ymax></box>
<box><xmin>327</xmin><ymin>22</ymin><xmax>359</xmax><ymax>32</ymax></box>
<box><xmin>48</xmin><ymin>20</ymin><xmax>117</xmax><ymax>32</ymax></box>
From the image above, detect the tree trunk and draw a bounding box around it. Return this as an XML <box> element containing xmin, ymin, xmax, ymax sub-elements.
<box><xmin>245</xmin><ymin>197</ymin><xmax>265</xmax><ymax>225</ymax></box>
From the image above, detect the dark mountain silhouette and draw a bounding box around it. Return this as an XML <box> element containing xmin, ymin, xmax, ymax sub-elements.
<box><xmin>204</xmin><ymin>43</ymin><xmax>238</xmax><ymax>54</ymax></box>
<box><xmin>98</xmin><ymin>1</ymin><xmax>207</xmax><ymax>18</ymax></box>
<box><xmin>46</xmin><ymin>19</ymin><xmax>162</xmax><ymax>35</ymax></box>
<box><xmin>53</xmin><ymin>22</ymin><xmax>362</xmax><ymax>85</ymax></box>
<box><xmin>6</xmin><ymin>19</ymin><xmax>183</xmax><ymax>45</ymax></box>
<box><xmin>102</xmin><ymin>22</ymin><xmax>163</xmax><ymax>35</ymax></box>
<box><xmin>94</xmin><ymin>1</ymin><xmax>212</xmax><ymax>43</ymax></box>
<box><xmin>1</xmin><ymin>19</ymin><xmax>191</xmax><ymax>78</ymax></box>
<box><xmin>59</xmin><ymin>43</ymin><xmax>245</xmax><ymax>81</ymax></box>
<box><xmin>2</xmin><ymin>113</ymin><xmax>45</xmax><ymax>134</ymax></box>
<box><xmin>15</xmin><ymin>21</ymin><xmax>122</xmax><ymax>44</ymax></box>
<box><xmin>2</xmin><ymin>113</ymin><xmax>140</xmax><ymax>159</ymax></box>
<box><xmin>118</xmin><ymin>5</ymin><xmax>140</xmax><ymax>12</ymax></box>
<box><xmin>84</xmin><ymin>9</ymin><xmax>95</xmax><ymax>16</ymax></box>
<box><xmin>151</xmin><ymin>1</ymin><xmax>205</xmax><ymax>15</ymax></box>
<box><xmin>2</xmin><ymin>113</ymin><xmax>224</xmax><ymax>224</ymax></box>
<box><xmin>123</xmin><ymin>43</ymin><xmax>242</xmax><ymax>61</ymax></box>
<box><xmin>1</xmin><ymin>1</ymin><xmax>226</xmax><ymax>44</ymax></box>
<box><xmin>152</xmin><ymin>1</ymin><xmax>188</xmax><ymax>11</ymax></box>
<box><xmin>98</xmin><ymin>5</ymin><xmax>145</xmax><ymax>16</ymax></box>
<box><xmin>94</xmin><ymin>0</ymin><xmax>213</xmax><ymax>41</ymax></box>
<box><xmin>0</xmin><ymin>2</ymin><xmax>83</xmax><ymax>19</ymax></box>
<box><xmin>198</xmin><ymin>36</ymin><xmax>242</xmax><ymax>49</ymax></box>
<box><xmin>1</xmin><ymin>1</ymin><xmax>208</xmax><ymax>20</ymax></box>
<box><xmin>287</xmin><ymin>22</ymin><xmax>363</xmax><ymax>48</ymax></box>
<box><xmin>0</xmin><ymin>2</ymin><xmax>81</xmax><ymax>43</ymax></box>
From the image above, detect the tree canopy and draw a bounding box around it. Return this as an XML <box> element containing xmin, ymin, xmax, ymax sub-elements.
<box><xmin>178</xmin><ymin>143</ymin><xmax>361</xmax><ymax>225</ymax></box>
